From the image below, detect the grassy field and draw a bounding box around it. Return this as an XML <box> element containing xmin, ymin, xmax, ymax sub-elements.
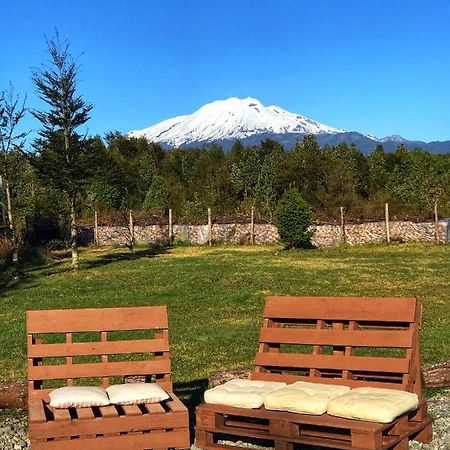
<box><xmin>1</xmin><ymin>243</ymin><xmax>449</xmax><ymax>395</ymax></box>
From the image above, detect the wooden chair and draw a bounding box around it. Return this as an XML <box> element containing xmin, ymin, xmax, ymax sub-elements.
<box><xmin>27</xmin><ymin>306</ymin><xmax>190</xmax><ymax>450</ymax></box>
<box><xmin>196</xmin><ymin>296</ymin><xmax>432</xmax><ymax>450</ymax></box>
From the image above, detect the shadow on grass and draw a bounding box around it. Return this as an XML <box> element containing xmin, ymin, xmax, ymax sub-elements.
<box><xmin>82</xmin><ymin>245</ymin><xmax>169</xmax><ymax>270</ymax></box>
<box><xmin>174</xmin><ymin>378</ymin><xmax>209</xmax><ymax>443</ymax></box>
<box><xmin>0</xmin><ymin>245</ymin><xmax>170</xmax><ymax>297</ymax></box>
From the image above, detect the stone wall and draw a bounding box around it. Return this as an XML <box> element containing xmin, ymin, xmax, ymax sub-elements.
<box><xmin>82</xmin><ymin>219</ymin><xmax>449</xmax><ymax>248</ymax></box>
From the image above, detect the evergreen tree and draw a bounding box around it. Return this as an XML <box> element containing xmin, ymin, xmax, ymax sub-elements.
<box><xmin>143</xmin><ymin>175</ymin><xmax>168</xmax><ymax>211</ymax></box>
<box><xmin>275</xmin><ymin>188</ymin><xmax>313</xmax><ymax>249</ymax></box>
<box><xmin>31</xmin><ymin>34</ymin><xmax>94</xmax><ymax>270</ymax></box>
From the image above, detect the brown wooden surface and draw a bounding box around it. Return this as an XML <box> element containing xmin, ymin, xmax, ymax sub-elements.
<box><xmin>196</xmin><ymin>296</ymin><xmax>432</xmax><ymax>450</ymax></box>
<box><xmin>263</xmin><ymin>296</ymin><xmax>417</xmax><ymax>322</ymax></box>
<box><xmin>27</xmin><ymin>306</ymin><xmax>168</xmax><ymax>333</ymax></box>
<box><xmin>27</xmin><ymin>305</ymin><xmax>190</xmax><ymax>450</ymax></box>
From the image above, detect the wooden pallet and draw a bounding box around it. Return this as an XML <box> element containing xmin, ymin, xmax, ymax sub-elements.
<box><xmin>196</xmin><ymin>296</ymin><xmax>433</xmax><ymax>450</ymax></box>
<box><xmin>27</xmin><ymin>306</ymin><xmax>190</xmax><ymax>450</ymax></box>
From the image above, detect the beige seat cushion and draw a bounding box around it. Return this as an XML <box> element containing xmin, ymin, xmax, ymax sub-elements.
<box><xmin>106</xmin><ymin>383</ymin><xmax>170</xmax><ymax>405</ymax></box>
<box><xmin>327</xmin><ymin>387</ymin><xmax>419</xmax><ymax>423</ymax></box>
<box><xmin>264</xmin><ymin>381</ymin><xmax>350</xmax><ymax>415</ymax></box>
<box><xmin>204</xmin><ymin>379</ymin><xmax>286</xmax><ymax>408</ymax></box>
<box><xmin>49</xmin><ymin>386</ymin><xmax>110</xmax><ymax>409</ymax></box>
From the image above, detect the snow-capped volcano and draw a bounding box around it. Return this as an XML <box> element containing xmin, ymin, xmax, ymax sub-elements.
<box><xmin>129</xmin><ymin>97</ymin><xmax>345</xmax><ymax>148</ymax></box>
<box><xmin>129</xmin><ymin>97</ymin><xmax>450</xmax><ymax>153</ymax></box>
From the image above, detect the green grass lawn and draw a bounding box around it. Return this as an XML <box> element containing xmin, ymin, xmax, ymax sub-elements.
<box><xmin>1</xmin><ymin>243</ymin><xmax>449</xmax><ymax>391</ymax></box>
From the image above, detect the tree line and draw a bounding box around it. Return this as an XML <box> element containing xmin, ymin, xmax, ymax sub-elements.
<box><xmin>1</xmin><ymin>34</ymin><xmax>450</xmax><ymax>270</ymax></box>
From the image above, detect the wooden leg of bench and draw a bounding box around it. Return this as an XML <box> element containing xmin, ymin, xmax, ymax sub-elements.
<box><xmin>196</xmin><ymin>430</ymin><xmax>213</xmax><ymax>449</ymax></box>
<box><xmin>413</xmin><ymin>423</ymin><xmax>433</xmax><ymax>443</ymax></box>
<box><xmin>391</xmin><ymin>437</ymin><xmax>409</xmax><ymax>450</ymax></box>
<box><xmin>274</xmin><ymin>440</ymin><xmax>294</xmax><ymax>450</ymax></box>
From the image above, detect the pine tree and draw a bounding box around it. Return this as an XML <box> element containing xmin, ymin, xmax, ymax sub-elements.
<box><xmin>31</xmin><ymin>33</ymin><xmax>93</xmax><ymax>270</ymax></box>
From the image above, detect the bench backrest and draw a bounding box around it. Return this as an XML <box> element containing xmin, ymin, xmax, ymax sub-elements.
<box><xmin>27</xmin><ymin>306</ymin><xmax>172</xmax><ymax>400</ymax></box>
<box><xmin>253</xmin><ymin>296</ymin><xmax>423</xmax><ymax>395</ymax></box>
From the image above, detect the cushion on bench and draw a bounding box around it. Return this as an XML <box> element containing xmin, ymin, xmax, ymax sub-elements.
<box><xmin>49</xmin><ymin>386</ymin><xmax>110</xmax><ymax>408</ymax></box>
<box><xmin>327</xmin><ymin>387</ymin><xmax>419</xmax><ymax>423</ymax></box>
<box><xmin>204</xmin><ymin>379</ymin><xmax>286</xmax><ymax>408</ymax></box>
<box><xmin>106</xmin><ymin>383</ymin><xmax>170</xmax><ymax>405</ymax></box>
<box><xmin>264</xmin><ymin>381</ymin><xmax>351</xmax><ymax>415</ymax></box>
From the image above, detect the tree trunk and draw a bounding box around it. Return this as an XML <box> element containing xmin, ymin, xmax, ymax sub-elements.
<box><xmin>70</xmin><ymin>194</ymin><xmax>79</xmax><ymax>270</ymax></box>
<box><xmin>0</xmin><ymin>381</ymin><xmax>27</xmax><ymax>410</ymax></box>
<box><xmin>422</xmin><ymin>360</ymin><xmax>450</xmax><ymax>388</ymax></box>
<box><xmin>4</xmin><ymin>178</ymin><xmax>18</xmax><ymax>266</ymax></box>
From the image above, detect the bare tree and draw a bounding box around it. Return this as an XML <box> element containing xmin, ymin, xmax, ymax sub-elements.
<box><xmin>0</xmin><ymin>84</ymin><xmax>27</xmax><ymax>266</ymax></box>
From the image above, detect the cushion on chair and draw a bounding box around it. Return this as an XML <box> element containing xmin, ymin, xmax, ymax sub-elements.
<box><xmin>204</xmin><ymin>379</ymin><xmax>287</xmax><ymax>408</ymax></box>
<box><xmin>49</xmin><ymin>386</ymin><xmax>110</xmax><ymax>408</ymax></box>
<box><xmin>327</xmin><ymin>387</ymin><xmax>419</xmax><ymax>423</ymax></box>
<box><xmin>264</xmin><ymin>381</ymin><xmax>351</xmax><ymax>415</ymax></box>
<box><xmin>106</xmin><ymin>383</ymin><xmax>170</xmax><ymax>405</ymax></box>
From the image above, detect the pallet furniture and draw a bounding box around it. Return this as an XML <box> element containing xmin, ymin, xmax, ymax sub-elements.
<box><xmin>196</xmin><ymin>296</ymin><xmax>432</xmax><ymax>450</ymax></box>
<box><xmin>27</xmin><ymin>306</ymin><xmax>190</xmax><ymax>450</ymax></box>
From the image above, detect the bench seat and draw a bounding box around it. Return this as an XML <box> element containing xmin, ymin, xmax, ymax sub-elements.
<box><xmin>27</xmin><ymin>306</ymin><xmax>190</xmax><ymax>450</ymax></box>
<box><xmin>195</xmin><ymin>296</ymin><xmax>433</xmax><ymax>450</ymax></box>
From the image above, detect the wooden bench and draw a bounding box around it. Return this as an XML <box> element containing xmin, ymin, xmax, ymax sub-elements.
<box><xmin>27</xmin><ymin>306</ymin><xmax>190</xmax><ymax>450</ymax></box>
<box><xmin>196</xmin><ymin>296</ymin><xmax>432</xmax><ymax>450</ymax></box>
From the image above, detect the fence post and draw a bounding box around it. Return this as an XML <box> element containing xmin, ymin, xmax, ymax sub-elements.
<box><xmin>385</xmin><ymin>202</ymin><xmax>390</xmax><ymax>243</ymax></box>
<box><xmin>94</xmin><ymin>210</ymin><xmax>99</xmax><ymax>246</ymax></box>
<box><xmin>168</xmin><ymin>208</ymin><xmax>173</xmax><ymax>244</ymax></box>
<box><xmin>208</xmin><ymin>207</ymin><xmax>212</xmax><ymax>246</ymax></box>
<box><xmin>129</xmin><ymin>209</ymin><xmax>134</xmax><ymax>249</ymax></box>
<box><xmin>250</xmin><ymin>206</ymin><xmax>255</xmax><ymax>245</ymax></box>
<box><xmin>340</xmin><ymin>206</ymin><xmax>346</xmax><ymax>244</ymax></box>
<box><xmin>434</xmin><ymin>203</ymin><xmax>439</xmax><ymax>244</ymax></box>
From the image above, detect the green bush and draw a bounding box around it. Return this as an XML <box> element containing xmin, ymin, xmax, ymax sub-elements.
<box><xmin>275</xmin><ymin>188</ymin><xmax>313</xmax><ymax>248</ymax></box>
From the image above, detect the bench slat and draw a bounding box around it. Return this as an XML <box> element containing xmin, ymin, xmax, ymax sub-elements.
<box><xmin>264</xmin><ymin>297</ymin><xmax>417</xmax><ymax>322</ymax></box>
<box><xmin>28</xmin><ymin>359</ymin><xmax>171</xmax><ymax>380</ymax></box>
<box><xmin>27</xmin><ymin>306</ymin><xmax>168</xmax><ymax>333</ymax></box>
<box><xmin>252</xmin><ymin>371</ymin><xmax>406</xmax><ymax>389</ymax></box>
<box><xmin>255</xmin><ymin>352</ymin><xmax>409</xmax><ymax>373</ymax></box>
<box><xmin>259</xmin><ymin>328</ymin><xmax>413</xmax><ymax>348</ymax></box>
<box><xmin>28</xmin><ymin>338</ymin><xmax>169</xmax><ymax>358</ymax></box>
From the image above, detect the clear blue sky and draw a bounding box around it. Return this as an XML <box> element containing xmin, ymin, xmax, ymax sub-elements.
<box><xmin>1</xmin><ymin>0</ymin><xmax>450</xmax><ymax>143</ymax></box>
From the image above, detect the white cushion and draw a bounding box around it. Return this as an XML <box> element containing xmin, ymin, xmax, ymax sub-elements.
<box><xmin>49</xmin><ymin>386</ymin><xmax>110</xmax><ymax>409</ymax></box>
<box><xmin>106</xmin><ymin>383</ymin><xmax>170</xmax><ymax>405</ymax></box>
<box><xmin>264</xmin><ymin>381</ymin><xmax>351</xmax><ymax>415</ymax></box>
<box><xmin>327</xmin><ymin>387</ymin><xmax>419</xmax><ymax>423</ymax></box>
<box><xmin>204</xmin><ymin>379</ymin><xmax>286</xmax><ymax>409</ymax></box>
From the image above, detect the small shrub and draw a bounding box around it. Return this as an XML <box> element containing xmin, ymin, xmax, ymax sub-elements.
<box><xmin>274</xmin><ymin>188</ymin><xmax>313</xmax><ymax>249</ymax></box>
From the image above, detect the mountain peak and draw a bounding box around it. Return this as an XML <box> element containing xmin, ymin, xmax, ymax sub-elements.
<box><xmin>128</xmin><ymin>97</ymin><xmax>345</xmax><ymax>148</ymax></box>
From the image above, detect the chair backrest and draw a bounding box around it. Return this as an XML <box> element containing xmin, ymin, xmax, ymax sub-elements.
<box><xmin>252</xmin><ymin>296</ymin><xmax>423</xmax><ymax>395</ymax></box>
<box><xmin>27</xmin><ymin>306</ymin><xmax>172</xmax><ymax>400</ymax></box>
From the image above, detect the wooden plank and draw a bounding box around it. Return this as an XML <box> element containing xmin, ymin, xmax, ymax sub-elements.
<box><xmin>263</xmin><ymin>297</ymin><xmax>417</xmax><ymax>322</ymax></box>
<box><xmin>27</xmin><ymin>306</ymin><xmax>168</xmax><ymax>333</ymax></box>
<box><xmin>51</xmin><ymin>407</ymin><xmax>71</xmax><ymax>422</ymax></box>
<box><xmin>98</xmin><ymin>405</ymin><xmax>119</xmax><ymax>418</ymax></box>
<box><xmin>252</xmin><ymin>371</ymin><xmax>406</xmax><ymax>390</ymax></box>
<box><xmin>145</xmin><ymin>402</ymin><xmax>166</xmax><ymax>414</ymax></box>
<box><xmin>197</xmin><ymin>404</ymin><xmax>385</xmax><ymax>432</ymax></box>
<box><xmin>259</xmin><ymin>328</ymin><xmax>413</xmax><ymax>348</ymax></box>
<box><xmin>255</xmin><ymin>352</ymin><xmax>409</xmax><ymax>373</ymax></box>
<box><xmin>28</xmin><ymin>399</ymin><xmax>47</xmax><ymax>424</ymax></box>
<box><xmin>75</xmin><ymin>406</ymin><xmax>95</xmax><ymax>420</ymax></box>
<box><xmin>29</xmin><ymin>359</ymin><xmax>171</xmax><ymax>380</ymax></box>
<box><xmin>166</xmin><ymin>394</ymin><xmax>188</xmax><ymax>413</ymax></box>
<box><xmin>28</xmin><ymin>338</ymin><xmax>169</xmax><ymax>358</ymax></box>
<box><xmin>121</xmin><ymin>404</ymin><xmax>143</xmax><ymax>416</ymax></box>
<box><xmin>31</xmin><ymin>428</ymin><xmax>189</xmax><ymax>450</ymax></box>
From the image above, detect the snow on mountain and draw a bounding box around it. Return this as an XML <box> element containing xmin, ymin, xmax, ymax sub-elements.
<box><xmin>128</xmin><ymin>97</ymin><xmax>346</xmax><ymax>147</ymax></box>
